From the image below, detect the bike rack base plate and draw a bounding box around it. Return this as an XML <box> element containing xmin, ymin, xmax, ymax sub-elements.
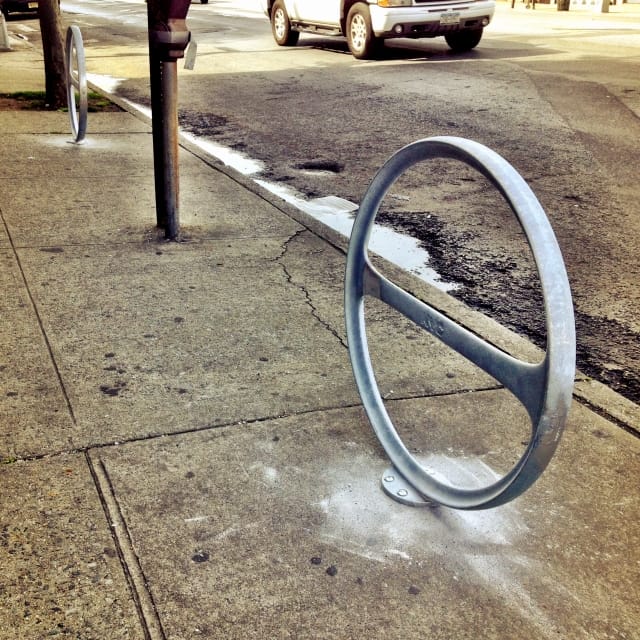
<box><xmin>381</xmin><ymin>467</ymin><xmax>437</xmax><ymax>508</ymax></box>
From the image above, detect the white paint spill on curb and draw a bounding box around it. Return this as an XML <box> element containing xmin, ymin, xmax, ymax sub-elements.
<box><xmin>182</xmin><ymin>131</ymin><xmax>265</xmax><ymax>175</ymax></box>
<box><xmin>255</xmin><ymin>181</ymin><xmax>458</xmax><ymax>292</ymax></box>
<box><xmin>86</xmin><ymin>73</ymin><xmax>125</xmax><ymax>94</ymax></box>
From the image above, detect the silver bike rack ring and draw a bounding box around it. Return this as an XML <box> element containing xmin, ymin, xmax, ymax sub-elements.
<box><xmin>65</xmin><ymin>25</ymin><xmax>88</xmax><ymax>143</ymax></box>
<box><xmin>345</xmin><ymin>136</ymin><xmax>576</xmax><ymax>510</ymax></box>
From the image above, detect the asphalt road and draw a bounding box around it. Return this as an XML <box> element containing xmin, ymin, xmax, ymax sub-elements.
<box><xmin>28</xmin><ymin>1</ymin><xmax>640</xmax><ymax>402</ymax></box>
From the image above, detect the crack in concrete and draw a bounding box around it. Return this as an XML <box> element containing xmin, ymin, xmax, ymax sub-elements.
<box><xmin>274</xmin><ymin>228</ymin><xmax>348</xmax><ymax>350</ymax></box>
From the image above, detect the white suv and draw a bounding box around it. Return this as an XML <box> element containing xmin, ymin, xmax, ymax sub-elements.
<box><xmin>260</xmin><ymin>0</ymin><xmax>495</xmax><ymax>59</ymax></box>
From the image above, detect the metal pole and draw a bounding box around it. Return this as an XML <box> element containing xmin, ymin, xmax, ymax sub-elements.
<box><xmin>161</xmin><ymin>59</ymin><xmax>180</xmax><ymax>240</ymax></box>
<box><xmin>146</xmin><ymin>0</ymin><xmax>191</xmax><ymax>240</ymax></box>
<box><xmin>148</xmin><ymin>47</ymin><xmax>168</xmax><ymax>230</ymax></box>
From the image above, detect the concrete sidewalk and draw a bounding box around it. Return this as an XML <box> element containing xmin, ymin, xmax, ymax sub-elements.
<box><xmin>1</xmin><ymin>33</ymin><xmax>639</xmax><ymax>640</ymax></box>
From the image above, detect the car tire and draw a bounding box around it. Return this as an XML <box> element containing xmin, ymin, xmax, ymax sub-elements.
<box><xmin>346</xmin><ymin>3</ymin><xmax>381</xmax><ymax>60</ymax></box>
<box><xmin>271</xmin><ymin>0</ymin><xmax>299</xmax><ymax>47</ymax></box>
<box><xmin>444</xmin><ymin>28</ymin><xmax>483</xmax><ymax>52</ymax></box>
<box><xmin>201</xmin><ymin>0</ymin><xmax>209</xmax><ymax>4</ymax></box>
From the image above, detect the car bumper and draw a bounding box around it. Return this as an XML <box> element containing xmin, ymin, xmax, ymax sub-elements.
<box><xmin>370</xmin><ymin>1</ymin><xmax>495</xmax><ymax>38</ymax></box>
<box><xmin>3</xmin><ymin>1</ymin><xmax>39</xmax><ymax>11</ymax></box>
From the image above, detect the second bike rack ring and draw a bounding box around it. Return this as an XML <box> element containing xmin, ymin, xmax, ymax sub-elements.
<box><xmin>345</xmin><ymin>136</ymin><xmax>576</xmax><ymax>510</ymax></box>
<box><xmin>65</xmin><ymin>25</ymin><xmax>88</xmax><ymax>143</ymax></box>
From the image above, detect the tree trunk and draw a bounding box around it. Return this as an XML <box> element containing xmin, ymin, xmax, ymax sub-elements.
<box><xmin>38</xmin><ymin>0</ymin><xmax>66</xmax><ymax>109</ymax></box>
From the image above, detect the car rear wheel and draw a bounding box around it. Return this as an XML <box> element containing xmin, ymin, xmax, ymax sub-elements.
<box><xmin>201</xmin><ymin>0</ymin><xmax>208</xmax><ymax>4</ymax></box>
<box><xmin>444</xmin><ymin>28</ymin><xmax>483</xmax><ymax>52</ymax></box>
<box><xmin>347</xmin><ymin>3</ymin><xmax>381</xmax><ymax>60</ymax></box>
<box><xmin>271</xmin><ymin>0</ymin><xmax>299</xmax><ymax>47</ymax></box>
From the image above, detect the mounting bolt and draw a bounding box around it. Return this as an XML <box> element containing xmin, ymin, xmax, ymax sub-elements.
<box><xmin>383</xmin><ymin>475</ymin><xmax>395</xmax><ymax>483</ymax></box>
<box><xmin>397</xmin><ymin>489</ymin><xmax>409</xmax><ymax>497</ymax></box>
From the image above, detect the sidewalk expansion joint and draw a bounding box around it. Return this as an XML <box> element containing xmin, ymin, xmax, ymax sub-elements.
<box><xmin>1</xmin><ymin>384</ymin><xmax>513</xmax><ymax>464</ymax></box>
<box><xmin>1</xmin><ymin>403</ymin><xmax>366</xmax><ymax>463</ymax></box>
<box><xmin>274</xmin><ymin>228</ymin><xmax>348</xmax><ymax>350</ymax></box>
<box><xmin>0</xmin><ymin>209</ymin><xmax>78</xmax><ymax>426</ymax></box>
<box><xmin>574</xmin><ymin>394</ymin><xmax>640</xmax><ymax>439</ymax></box>
<box><xmin>85</xmin><ymin>451</ymin><xmax>167</xmax><ymax>640</ymax></box>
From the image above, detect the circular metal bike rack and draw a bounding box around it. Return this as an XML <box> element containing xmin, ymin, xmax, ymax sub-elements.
<box><xmin>65</xmin><ymin>25</ymin><xmax>88</xmax><ymax>143</ymax></box>
<box><xmin>345</xmin><ymin>136</ymin><xmax>576</xmax><ymax>510</ymax></box>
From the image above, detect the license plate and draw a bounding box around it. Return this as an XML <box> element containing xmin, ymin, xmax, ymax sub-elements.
<box><xmin>440</xmin><ymin>12</ymin><xmax>460</xmax><ymax>25</ymax></box>
<box><xmin>28</xmin><ymin>2</ymin><xmax>38</xmax><ymax>7</ymax></box>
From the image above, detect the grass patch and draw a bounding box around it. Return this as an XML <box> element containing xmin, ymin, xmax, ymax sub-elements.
<box><xmin>85</xmin><ymin>91</ymin><xmax>120</xmax><ymax>112</ymax></box>
<box><xmin>0</xmin><ymin>90</ymin><xmax>122</xmax><ymax>112</ymax></box>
